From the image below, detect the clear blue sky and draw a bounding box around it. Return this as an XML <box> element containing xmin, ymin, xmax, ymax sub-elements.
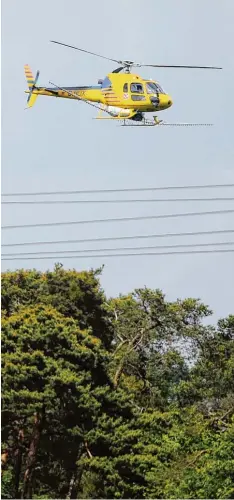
<box><xmin>2</xmin><ymin>0</ymin><xmax>234</xmax><ymax>321</ymax></box>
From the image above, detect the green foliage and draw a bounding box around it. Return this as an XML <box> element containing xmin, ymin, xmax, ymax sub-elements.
<box><xmin>161</xmin><ymin>412</ymin><xmax>234</xmax><ymax>499</ymax></box>
<box><xmin>2</xmin><ymin>303</ymin><xmax>113</xmax><ymax>498</ymax></box>
<box><xmin>1</xmin><ymin>265</ymin><xmax>112</xmax><ymax>347</ymax></box>
<box><xmin>1</xmin><ymin>465</ymin><xmax>14</xmax><ymax>499</ymax></box>
<box><xmin>1</xmin><ymin>266</ymin><xmax>234</xmax><ymax>499</ymax></box>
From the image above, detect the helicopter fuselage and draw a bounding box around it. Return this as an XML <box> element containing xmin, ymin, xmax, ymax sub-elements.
<box><xmin>25</xmin><ymin>72</ymin><xmax>173</xmax><ymax>115</ymax></box>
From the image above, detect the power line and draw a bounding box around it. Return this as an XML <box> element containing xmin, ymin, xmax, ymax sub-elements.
<box><xmin>2</xmin><ymin>197</ymin><xmax>234</xmax><ymax>205</ymax></box>
<box><xmin>2</xmin><ymin>248</ymin><xmax>234</xmax><ymax>261</ymax></box>
<box><xmin>2</xmin><ymin>183</ymin><xmax>234</xmax><ymax>197</ymax></box>
<box><xmin>2</xmin><ymin>209</ymin><xmax>234</xmax><ymax>231</ymax></box>
<box><xmin>3</xmin><ymin>240</ymin><xmax>234</xmax><ymax>258</ymax></box>
<box><xmin>3</xmin><ymin>228</ymin><xmax>234</xmax><ymax>248</ymax></box>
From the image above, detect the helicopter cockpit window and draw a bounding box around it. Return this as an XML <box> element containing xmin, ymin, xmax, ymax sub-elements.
<box><xmin>146</xmin><ymin>82</ymin><xmax>165</xmax><ymax>94</ymax></box>
<box><xmin>123</xmin><ymin>83</ymin><xmax>128</xmax><ymax>92</ymax></box>
<box><xmin>130</xmin><ymin>83</ymin><xmax>144</xmax><ymax>93</ymax></box>
<box><xmin>156</xmin><ymin>84</ymin><xmax>165</xmax><ymax>94</ymax></box>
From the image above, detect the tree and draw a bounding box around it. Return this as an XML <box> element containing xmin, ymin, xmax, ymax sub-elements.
<box><xmin>1</xmin><ymin>304</ymin><xmax>116</xmax><ymax>498</ymax></box>
<box><xmin>175</xmin><ymin>315</ymin><xmax>234</xmax><ymax>411</ymax></box>
<box><xmin>107</xmin><ymin>289</ymin><xmax>211</xmax><ymax>409</ymax></box>
<box><xmin>2</xmin><ymin>267</ymin><xmax>234</xmax><ymax>499</ymax></box>
<box><xmin>1</xmin><ymin>265</ymin><xmax>112</xmax><ymax>348</ymax></box>
<box><xmin>156</xmin><ymin>409</ymin><xmax>234</xmax><ymax>499</ymax></box>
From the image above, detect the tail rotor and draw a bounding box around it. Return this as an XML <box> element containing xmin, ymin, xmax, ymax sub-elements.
<box><xmin>24</xmin><ymin>65</ymin><xmax>40</xmax><ymax>108</ymax></box>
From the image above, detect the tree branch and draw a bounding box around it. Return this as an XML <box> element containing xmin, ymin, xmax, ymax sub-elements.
<box><xmin>84</xmin><ymin>441</ymin><xmax>93</xmax><ymax>459</ymax></box>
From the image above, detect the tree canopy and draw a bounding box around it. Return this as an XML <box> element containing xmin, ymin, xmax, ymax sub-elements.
<box><xmin>1</xmin><ymin>265</ymin><xmax>234</xmax><ymax>499</ymax></box>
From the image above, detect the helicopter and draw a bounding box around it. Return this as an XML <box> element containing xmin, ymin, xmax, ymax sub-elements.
<box><xmin>24</xmin><ymin>40</ymin><xmax>222</xmax><ymax>127</ymax></box>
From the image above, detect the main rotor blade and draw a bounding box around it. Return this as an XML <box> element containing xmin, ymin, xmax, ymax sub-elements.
<box><xmin>50</xmin><ymin>41</ymin><xmax>222</xmax><ymax>70</ymax></box>
<box><xmin>50</xmin><ymin>40</ymin><xmax>120</xmax><ymax>64</ymax></box>
<box><xmin>142</xmin><ymin>64</ymin><xmax>222</xmax><ymax>69</ymax></box>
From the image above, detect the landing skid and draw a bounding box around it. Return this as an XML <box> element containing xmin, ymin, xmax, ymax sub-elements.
<box><xmin>121</xmin><ymin>116</ymin><xmax>213</xmax><ymax>127</ymax></box>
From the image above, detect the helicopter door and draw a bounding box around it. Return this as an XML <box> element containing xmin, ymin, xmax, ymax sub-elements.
<box><xmin>146</xmin><ymin>81</ymin><xmax>160</xmax><ymax>106</ymax></box>
<box><xmin>130</xmin><ymin>83</ymin><xmax>146</xmax><ymax>101</ymax></box>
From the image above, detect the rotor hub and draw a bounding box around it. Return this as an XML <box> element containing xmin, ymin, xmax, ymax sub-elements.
<box><xmin>117</xmin><ymin>61</ymin><xmax>141</xmax><ymax>73</ymax></box>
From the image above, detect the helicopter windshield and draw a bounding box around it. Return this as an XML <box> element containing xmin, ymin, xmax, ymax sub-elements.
<box><xmin>146</xmin><ymin>82</ymin><xmax>165</xmax><ymax>94</ymax></box>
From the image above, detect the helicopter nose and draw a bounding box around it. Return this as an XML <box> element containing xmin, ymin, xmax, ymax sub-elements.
<box><xmin>160</xmin><ymin>94</ymin><xmax>173</xmax><ymax>108</ymax></box>
<box><xmin>167</xmin><ymin>96</ymin><xmax>173</xmax><ymax>107</ymax></box>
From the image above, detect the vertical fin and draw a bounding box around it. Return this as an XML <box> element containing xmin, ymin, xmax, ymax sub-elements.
<box><xmin>24</xmin><ymin>65</ymin><xmax>39</xmax><ymax>108</ymax></box>
<box><xmin>24</xmin><ymin>64</ymin><xmax>35</xmax><ymax>89</ymax></box>
<box><xmin>26</xmin><ymin>93</ymin><xmax>38</xmax><ymax>108</ymax></box>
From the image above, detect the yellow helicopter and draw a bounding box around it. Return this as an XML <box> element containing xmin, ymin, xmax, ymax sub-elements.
<box><xmin>24</xmin><ymin>40</ymin><xmax>222</xmax><ymax>127</ymax></box>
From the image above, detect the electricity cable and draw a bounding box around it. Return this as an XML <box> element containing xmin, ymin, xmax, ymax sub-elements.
<box><xmin>2</xmin><ymin>209</ymin><xmax>234</xmax><ymax>231</ymax></box>
<box><xmin>2</xmin><ymin>196</ymin><xmax>234</xmax><ymax>205</ymax></box>
<box><xmin>2</xmin><ymin>228</ymin><xmax>234</xmax><ymax>248</ymax></box>
<box><xmin>2</xmin><ymin>183</ymin><xmax>234</xmax><ymax>198</ymax></box>
<box><xmin>2</xmin><ymin>248</ymin><xmax>234</xmax><ymax>261</ymax></box>
<box><xmin>3</xmin><ymin>240</ymin><xmax>234</xmax><ymax>258</ymax></box>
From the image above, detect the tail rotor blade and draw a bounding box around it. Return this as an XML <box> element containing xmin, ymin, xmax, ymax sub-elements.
<box><xmin>27</xmin><ymin>90</ymin><xmax>33</xmax><ymax>103</ymax></box>
<box><xmin>26</xmin><ymin>70</ymin><xmax>39</xmax><ymax>103</ymax></box>
<box><xmin>34</xmin><ymin>70</ymin><xmax>40</xmax><ymax>85</ymax></box>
